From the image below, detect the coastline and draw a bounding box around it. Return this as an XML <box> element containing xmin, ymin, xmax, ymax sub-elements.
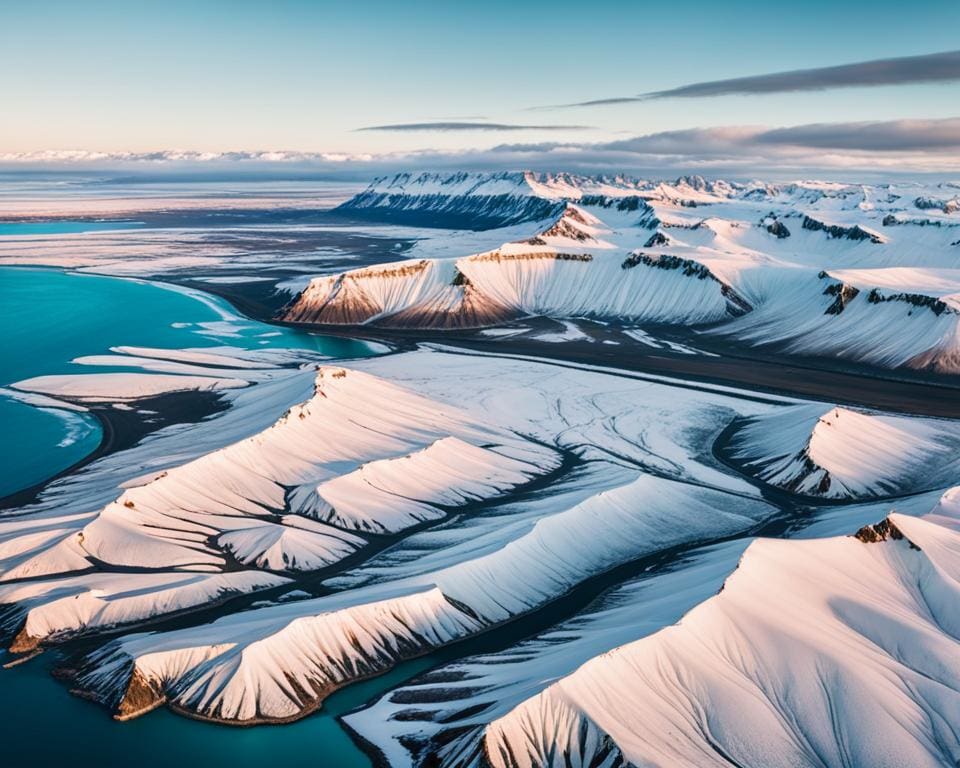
<box><xmin>0</xmin><ymin>389</ymin><xmax>229</xmax><ymax>510</ymax></box>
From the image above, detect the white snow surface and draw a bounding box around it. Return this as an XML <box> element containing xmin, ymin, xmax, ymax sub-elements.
<box><xmin>51</xmin><ymin>346</ymin><xmax>788</xmax><ymax>723</ymax></box>
<box><xmin>75</xmin><ymin>470</ymin><xmax>771</xmax><ymax>722</ymax></box>
<box><xmin>4</xmin><ymin>337</ymin><xmax>960</xmax><ymax>744</ymax></box>
<box><xmin>13</xmin><ymin>373</ymin><xmax>249</xmax><ymax>401</ymax></box>
<box><xmin>0</xmin><ymin>571</ymin><xmax>289</xmax><ymax>650</ymax></box>
<box><xmin>728</xmin><ymin>404</ymin><xmax>960</xmax><ymax>498</ymax></box>
<box><xmin>0</xmin><ymin>351</ymin><xmax>560</xmax><ymax>651</ymax></box>
<box><xmin>480</xmin><ymin>510</ymin><xmax>960</xmax><ymax>768</ymax></box>
<box><xmin>284</xmin><ymin>204</ymin><xmax>748</xmax><ymax>329</ymax></box>
<box><xmin>345</xmin><ymin>539</ymin><xmax>751</xmax><ymax>768</ymax></box>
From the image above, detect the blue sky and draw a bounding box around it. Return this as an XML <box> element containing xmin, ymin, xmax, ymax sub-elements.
<box><xmin>1</xmin><ymin>0</ymin><xmax>958</xmax><ymax>174</ymax></box>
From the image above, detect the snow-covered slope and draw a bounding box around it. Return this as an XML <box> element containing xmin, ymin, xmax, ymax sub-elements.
<box><xmin>11</xmin><ymin>367</ymin><xmax>553</xmax><ymax>578</ymax></box>
<box><xmin>725</xmin><ymin>404</ymin><xmax>960</xmax><ymax>498</ymax></box>
<box><xmin>72</xmin><ymin>473</ymin><xmax>771</xmax><ymax>723</ymax></box>
<box><xmin>0</xmin><ymin>345</ymin><xmax>800</xmax><ymax>724</ymax></box>
<box><xmin>1</xmin><ymin>571</ymin><xmax>289</xmax><ymax>653</ymax></box>
<box><xmin>479</xmin><ymin>510</ymin><xmax>960</xmax><ymax>768</ymax></box>
<box><xmin>344</xmin><ymin>538</ymin><xmax>752</xmax><ymax>768</ymax></box>
<box><xmin>295</xmin><ymin>171</ymin><xmax>960</xmax><ymax>373</ymax></box>
<box><xmin>4</xmin><ymin>340</ymin><xmax>958</xmax><ymax>745</ymax></box>
<box><xmin>335</xmin><ymin>171</ymin><xmax>567</xmax><ymax>229</ymax></box>
<box><xmin>722</xmin><ymin>267</ymin><xmax>960</xmax><ymax>372</ymax></box>
<box><xmin>0</xmin><ymin>358</ymin><xmax>558</xmax><ymax>650</ymax></box>
<box><xmin>283</xmin><ymin>203</ymin><xmax>751</xmax><ymax>328</ymax></box>
<box><xmin>333</xmin><ymin>171</ymin><xmax>697</xmax><ymax>229</ymax></box>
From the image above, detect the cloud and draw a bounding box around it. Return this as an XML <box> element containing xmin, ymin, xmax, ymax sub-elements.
<box><xmin>356</xmin><ymin>121</ymin><xmax>592</xmax><ymax>132</ymax></box>
<box><xmin>756</xmin><ymin>118</ymin><xmax>960</xmax><ymax>151</ymax></box>
<box><xmin>3</xmin><ymin>118</ymin><xmax>959</xmax><ymax>178</ymax></box>
<box><xmin>549</xmin><ymin>49</ymin><xmax>960</xmax><ymax>107</ymax></box>
<box><xmin>457</xmin><ymin>117</ymin><xmax>960</xmax><ymax>175</ymax></box>
<box><xmin>0</xmin><ymin>149</ymin><xmax>364</xmax><ymax>164</ymax></box>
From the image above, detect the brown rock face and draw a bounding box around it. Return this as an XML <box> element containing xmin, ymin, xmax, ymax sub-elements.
<box><xmin>8</xmin><ymin>625</ymin><xmax>40</xmax><ymax>654</ymax></box>
<box><xmin>114</xmin><ymin>667</ymin><xmax>165</xmax><ymax>721</ymax></box>
<box><xmin>854</xmin><ymin>518</ymin><xmax>920</xmax><ymax>550</ymax></box>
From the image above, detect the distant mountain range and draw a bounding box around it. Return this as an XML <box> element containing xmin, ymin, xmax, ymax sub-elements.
<box><xmin>282</xmin><ymin>171</ymin><xmax>960</xmax><ymax>373</ymax></box>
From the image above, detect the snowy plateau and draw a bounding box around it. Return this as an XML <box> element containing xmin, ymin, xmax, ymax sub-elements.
<box><xmin>3</xmin><ymin>171</ymin><xmax>960</xmax><ymax>768</ymax></box>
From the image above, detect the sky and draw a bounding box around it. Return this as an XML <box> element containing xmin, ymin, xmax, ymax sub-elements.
<box><xmin>1</xmin><ymin>0</ymin><xmax>959</xmax><ymax>177</ymax></box>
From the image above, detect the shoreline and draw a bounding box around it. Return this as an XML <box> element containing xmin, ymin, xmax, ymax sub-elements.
<box><xmin>0</xmin><ymin>389</ymin><xmax>228</xmax><ymax>511</ymax></box>
<box><xmin>17</xmin><ymin>259</ymin><xmax>959</xmax><ymax>421</ymax></box>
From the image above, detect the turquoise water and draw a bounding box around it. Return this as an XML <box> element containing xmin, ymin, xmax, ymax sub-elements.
<box><xmin>0</xmin><ymin>220</ymin><xmax>145</xmax><ymax>236</ymax></box>
<box><xmin>0</xmin><ymin>646</ymin><xmax>409</xmax><ymax>768</ymax></box>
<box><xmin>0</xmin><ymin>267</ymin><xmax>377</xmax><ymax>497</ymax></box>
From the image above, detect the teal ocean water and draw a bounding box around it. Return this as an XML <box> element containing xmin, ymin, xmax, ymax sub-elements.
<box><xmin>0</xmin><ymin>645</ymin><xmax>410</xmax><ymax>768</ymax></box>
<box><xmin>0</xmin><ymin>267</ymin><xmax>376</xmax><ymax>497</ymax></box>
<box><xmin>0</xmin><ymin>220</ymin><xmax>145</xmax><ymax>236</ymax></box>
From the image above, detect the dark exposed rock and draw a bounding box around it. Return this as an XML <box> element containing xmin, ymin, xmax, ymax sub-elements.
<box><xmin>578</xmin><ymin>195</ymin><xmax>661</xmax><ymax>229</ymax></box>
<box><xmin>622</xmin><ymin>252</ymin><xmax>712</xmax><ymax>278</ymax></box>
<box><xmin>765</xmin><ymin>219</ymin><xmax>791</xmax><ymax>239</ymax></box>
<box><xmin>643</xmin><ymin>231</ymin><xmax>670</xmax><ymax>248</ymax></box>
<box><xmin>802</xmin><ymin>215</ymin><xmax>884</xmax><ymax>244</ymax></box>
<box><xmin>564</xmin><ymin>205</ymin><xmax>590</xmax><ymax>225</ymax></box>
<box><xmin>915</xmin><ymin>196</ymin><xmax>960</xmax><ymax>214</ymax></box>
<box><xmin>522</xmin><ymin>215</ymin><xmax>592</xmax><ymax>244</ymax></box>
<box><xmin>882</xmin><ymin>214</ymin><xmax>957</xmax><ymax>228</ymax></box>
<box><xmin>674</xmin><ymin>174</ymin><xmax>710</xmax><ymax>192</ymax></box>
<box><xmin>621</xmin><ymin>253</ymin><xmax>751</xmax><ymax>314</ymax></box>
<box><xmin>336</xmin><ymin>192</ymin><xmax>564</xmax><ymax>230</ymax></box>
<box><xmin>115</xmin><ymin>667</ymin><xmax>166</xmax><ymax>720</ymax></box>
<box><xmin>350</xmin><ymin>260</ymin><xmax>430</xmax><ymax>280</ymax></box>
<box><xmin>635</xmin><ymin>207</ymin><xmax>663</xmax><ymax>229</ymax></box>
<box><xmin>578</xmin><ymin>194</ymin><xmax>647</xmax><ymax>212</ymax></box>
<box><xmin>470</xmin><ymin>250</ymin><xmax>593</xmax><ymax>264</ymax></box>
<box><xmin>8</xmin><ymin>624</ymin><xmax>40</xmax><ymax>654</ymax></box>
<box><xmin>866</xmin><ymin>288</ymin><xmax>951</xmax><ymax>316</ymax></box>
<box><xmin>854</xmin><ymin>518</ymin><xmax>921</xmax><ymax>550</ymax></box>
<box><xmin>820</xmin><ymin>273</ymin><xmax>861</xmax><ymax>315</ymax></box>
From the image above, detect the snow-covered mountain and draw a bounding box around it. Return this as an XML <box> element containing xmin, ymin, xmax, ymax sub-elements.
<box><xmin>334</xmin><ymin>171</ymin><xmax>691</xmax><ymax>229</ymax></box>
<box><xmin>724</xmin><ymin>404</ymin><xmax>960</xmax><ymax>498</ymax></box>
<box><xmin>346</xmin><ymin>495</ymin><xmax>960</xmax><ymax>768</ymax></box>
<box><xmin>284</xmin><ymin>203</ymin><xmax>750</xmax><ymax>328</ymax></box>
<box><xmin>5</xmin><ymin>168</ymin><xmax>960</xmax><ymax>760</ymax></box>
<box><xmin>2</xmin><ymin>345</ymin><xmax>783</xmax><ymax>723</ymax></box>
<box><xmin>475</xmin><ymin>510</ymin><xmax>960</xmax><ymax>768</ymax></box>
<box><xmin>290</xmin><ymin>171</ymin><xmax>960</xmax><ymax>374</ymax></box>
<box><xmin>0</xmin><ymin>362</ymin><xmax>558</xmax><ymax>652</ymax></box>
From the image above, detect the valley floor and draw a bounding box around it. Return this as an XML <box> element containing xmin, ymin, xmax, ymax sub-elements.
<box><xmin>270</xmin><ymin>315</ymin><xmax>960</xmax><ymax>419</ymax></box>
